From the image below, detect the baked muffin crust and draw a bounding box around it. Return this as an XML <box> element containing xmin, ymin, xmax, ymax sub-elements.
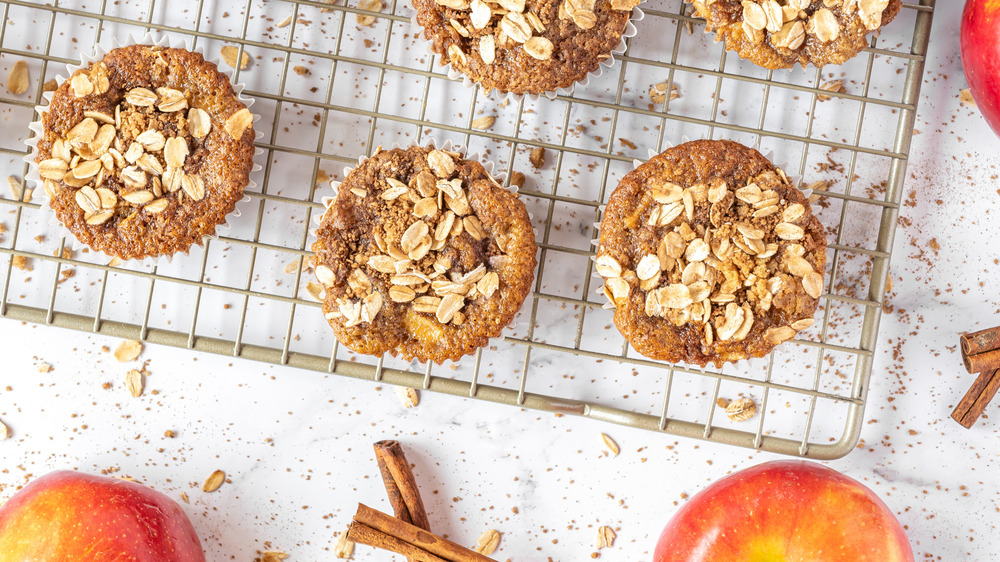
<box><xmin>413</xmin><ymin>0</ymin><xmax>637</xmax><ymax>95</ymax></box>
<box><xmin>35</xmin><ymin>45</ymin><xmax>254</xmax><ymax>260</ymax></box>
<box><xmin>311</xmin><ymin>146</ymin><xmax>538</xmax><ymax>363</ymax></box>
<box><xmin>688</xmin><ymin>0</ymin><xmax>902</xmax><ymax>69</ymax></box>
<box><xmin>597</xmin><ymin>140</ymin><xmax>826</xmax><ymax>367</ymax></box>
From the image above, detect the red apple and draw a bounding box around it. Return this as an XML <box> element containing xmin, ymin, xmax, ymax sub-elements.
<box><xmin>653</xmin><ymin>460</ymin><xmax>913</xmax><ymax>562</ymax></box>
<box><xmin>961</xmin><ymin>0</ymin><xmax>1000</xmax><ymax>136</ymax></box>
<box><xmin>0</xmin><ymin>470</ymin><xmax>205</xmax><ymax>562</ymax></box>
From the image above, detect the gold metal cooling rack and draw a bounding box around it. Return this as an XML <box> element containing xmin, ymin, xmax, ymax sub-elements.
<box><xmin>0</xmin><ymin>0</ymin><xmax>934</xmax><ymax>459</ymax></box>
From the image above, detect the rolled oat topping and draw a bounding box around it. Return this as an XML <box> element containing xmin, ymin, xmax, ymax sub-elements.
<box><xmin>45</xmin><ymin>82</ymin><xmax>216</xmax><ymax>225</ymax></box>
<box><xmin>415</xmin><ymin>0</ymin><xmax>635</xmax><ymax>95</ymax></box>
<box><xmin>688</xmin><ymin>0</ymin><xmax>900</xmax><ymax>69</ymax></box>
<box><xmin>37</xmin><ymin>45</ymin><xmax>254</xmax><ymax>260</ymax></box>
<box><xmin>597</xmin><ymin>140</ymin><xmax>826</xmax><ymax>366</ymax></box>
<box><xmin>312</xmin><ymin>145</ymin><xmax>537</xmax><ymax>363</ymax></box>
<box><xmin>318</xmin><ymin>148</ymin><xmax>504</xmax><ymax>329</ymax></box>
<box><xmin>599</xmin><ymin>168</ymin><xmax>822</xmax><ymax>345</ymax></box>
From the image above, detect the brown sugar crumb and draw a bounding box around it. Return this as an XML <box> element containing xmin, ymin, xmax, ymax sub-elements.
<box><xmin>311</xmin><ymin>145</ymin><xmax>537</xmax><ymax>363</ymax></box>
<box><xmin>11</xmin><ymin>255</ymin><xmax>30</xmax><ymax>271</ymax></box>
<box><xmin>529</xmin><ymin>146</ymin><xmax>546</xmax><ymax>169</ymax></box>
<box><xmin>596</xmin><ymin>140</ymin><xmax>826</xmax><ymax>366</ymax></box>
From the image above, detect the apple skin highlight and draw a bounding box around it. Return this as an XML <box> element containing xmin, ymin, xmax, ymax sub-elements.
<box><xmin>0</xmin><ymin>470</ymin><xmax>205</xmax><ymax>562</ymax></box>
<box><xmin>653</xmin><ymin>460</ymin><xmax>914</xmax><ymax>562</ymax></box>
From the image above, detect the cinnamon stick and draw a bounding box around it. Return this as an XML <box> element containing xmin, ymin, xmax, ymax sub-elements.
<box><xmin>347</xmin><ymin>522</ymin><xmax>449</xmax><ymax>562</ymax></box>
<box><xmin>352</xmin><ymin>503</ymin><xmax>494</xmax><ymax>562</ymax></box>
<box><xmin>373</xmin><ymin>440</ymin><xmax>431</xmax><ymax>532</ymax></box>
<box><xmin>951</xmin><ymin>369</ymin><xmax>1000</xmax><ymax>428</ymax></box>
<box><xmin>963</xmin><ymin>347</ymin><xmax>1000</xmax><ymax>374</ymax></box>
<box><xmin>374</xmin><ymin>441</ymin><xmax>415</xmax><ymax>527</ymax></box>
<box><xmin>961</xmin><ymin>327</ymin><xmax>1000</xmax><ymax>356</ymax></box>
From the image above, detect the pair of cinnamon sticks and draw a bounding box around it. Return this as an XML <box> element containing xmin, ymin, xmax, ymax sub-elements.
<box><xmin>951</xmin><ymin>327</ymin><xmax>1000</xmax><ymax>428</ymax></box>
<box><xmin>347</xmin><ymin>441</ymin><xmax>493</xmax><ymax>562</ymax></box>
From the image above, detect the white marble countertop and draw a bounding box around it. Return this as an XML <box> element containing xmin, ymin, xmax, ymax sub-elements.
<box><xmin>2</xmin><ymin>1</ymin><xmax>1000</xmax><ymax>560</ymax></box>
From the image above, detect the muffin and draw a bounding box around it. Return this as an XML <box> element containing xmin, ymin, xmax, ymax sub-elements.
<box><xmin>412</xmin><ymin>0</ymin><xmax>639</xmax><ymax>96</ymax></box>
<box><xmin>687</xmin><ymin>0</ymin><xmax>902</xmax><ymax>69</ymax></box>
<box><xmin>596</xmin><ymin>140</ymin><xmax>826</xmax><ymax>367</ymax></box>
<box><xmin>311</xmin><ymin>145</ymin><xmax>538</xmax><ymax>363</ymax></box>
<box><xmin>33</xmin><ymin>44</ymin><xmax>255</xmax><ymax>260</ymax></box>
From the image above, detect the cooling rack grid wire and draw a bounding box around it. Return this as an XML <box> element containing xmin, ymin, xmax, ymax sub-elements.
<box><xmin>0</xmin><ymin>0</ymin><xmax>934</xmax><ymax>459</ymax></box>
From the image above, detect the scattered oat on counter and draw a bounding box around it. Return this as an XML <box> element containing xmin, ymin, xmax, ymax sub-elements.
<box><xmin>293</xmin><ymin>65</ymin><xmax>310</xmax><ymax>76</ymax></box>
<box><xmin>262</xmin><ymin>551</ymin><xmax>289</xmax><ymax>562</ymax></box>
<box><xmin>473</xmin><ymin>529</ymin><xmax>500</xmax><ymax>555</ymax></box>
<box><xmin>596</xmin><ymin>525</ymin><xmax>616</xmax><ymax>548</ymax></box>
<box><xmin>960</xmin><ymin>87</ymin><xmax>977</xmax><ymax>108</ymax></box>
<box><xmin>202</xmin><ymin>469</ymin><xmax>226</xmax><ymax>493</ymax></box>
<box><xmin>305</xmin><ymin>281</ymin><xmax>324</xmax><ymax>302</ymax></box>
<box><xmin>220</xmin><ymin>46</ymin><xmax>251</xmax><ymax>70</ymax></box>
<box><xmin>395</xmin><ymin>386</ymin><xmax>419</xmax><ymax>408</ymax></box>
<box><xmin>601</xmin><ymin>433</ymin><xmax>620</xmax><ymax>457</ymax></box>
<box><xmin>334</xmin><ymin>528</ymin><xmax>355</xmax><ymax>559</ymax></box>
<box><xmin>471</xmin><ymin>115</ymin><xmax>496</xmax><ymax>130</ymax></box>
<box><xmin>277</xmin><ymin>15</ymin><xmax>293</xmax><ymax>28</ymax></box>
<box><xmin>113</xmin><ymin>340</ymin><xmax>143</xmax><ymax>362</ymax></box>
<box><xmin>7</xmin><ymin>175</ymin><xmax>21</xmax><ymax>199</ymax></box>
<box><xmin>725</xmin><ymin>397</ymin><xmax>757</xmax><ymax>422</ymax></box>
<box><xmin>649</xmin><ymin>81</ymin><xmax>680</xmax><ymax>104</ymax></box>
<box><xmin>125</xmin><ymin>369</ymin><xmax>144</xmax><ymax>398</ymax></box>
<box><xmin>818</xmin><ymin>79</ymin><xmax>845</xmax><ymax>101</ymax></box>
<box><xmin>0</xmin><ymin>418</ymin><xmax>9</xmax><ymax>440</ymax></box>
<box><xmin>7</xmin><ymin>60</ymin><xmax>29</xmax><ymax>95</ymax></box>
<box><xmin>37</xmin><ymin>362</ymin><xmax>52</xmax><ymax>373</ymax></box>
<box><xmin>356</xmin><ymin>0</ymin><xmax>385</xmax><ymax>26</ymax></box>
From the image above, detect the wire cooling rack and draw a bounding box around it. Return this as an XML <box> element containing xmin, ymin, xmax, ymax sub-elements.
<box><xmin>0</xmin><ymin>0</ymin><xmax>933</xmax><ymax>459</ymax></box>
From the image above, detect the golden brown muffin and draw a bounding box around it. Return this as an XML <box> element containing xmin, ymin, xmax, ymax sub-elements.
<box><xmin>413</xmin><ymin>0</ymin><xmax>637</xmax><ymax>96</ymax></box>
<box><xmin>311</xmin><ymin>145</ymin><xmax>538</xmax><ymax>363</ymax></box>
<box><xmin>34</xmin><ymin>45</ymin><xmax>255</xmax><ymax>260</ymax></box>
<box><xmin>688</xmin><ymin>0</ymin><xmax>902</xmax><ymax>69</ymax></box>
<box><xmin>596</xmin><ymin>140</ymin><xmax>826</xmax><ymax>367</ymax></box>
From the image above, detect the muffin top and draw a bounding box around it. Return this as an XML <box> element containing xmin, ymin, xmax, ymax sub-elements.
<box><xmin>413</xmin><ymin>0</ymin><xmax>637</xmax><ymax>95</ymax></box>
<box><xmin>35</xmin><ymin>45</ymin><xmax>255</xmax><ymax>260</ymax></box>
<box><xmin>688</xmin><ymin>0</ymin><xmax>902</xmax><ymax>69</ymax></box>
<box><xmin>597</xmin><ymin>140</ymin><xmax>826</xmax><ymax>367</ymax></box>
<box><xmin>311</xmin><ymin>145</ymin><xmax>538</xmax><ymax>364</ymax></box>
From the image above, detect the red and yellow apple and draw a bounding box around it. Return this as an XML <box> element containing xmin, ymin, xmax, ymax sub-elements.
<box><xmin>0</xmin><ymin>470</ymin><xmax>205</xmax><ymax>562</ymax></box>
<box><xmin>961</xmin><ymin>0</ymin><xmax>1000</xmax><ymax>136</ymax></box>
<box><xmin>653</xmin><ymin>460</ymin><xmax>913</xmax><ymax>562</ymax></box>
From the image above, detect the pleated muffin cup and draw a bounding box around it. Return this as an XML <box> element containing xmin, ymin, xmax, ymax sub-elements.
<box><xmin>310</xmin><ymin>140</ymin><xmax>539</xmax><ymax>364</ymax></box>
<box><xmin>411</xmin><ymin>0</ymin><xmax>644</xmax><ymax>101</ymax></box>
<box><xmin>592</xmin><ymin>139</ymin><xmax>826</xmax><ymax>369</ymax></box>
<box><xmin>25</xmin><ymin>33</ymin><xmax>261</xmax><ymax>265</ymax></box>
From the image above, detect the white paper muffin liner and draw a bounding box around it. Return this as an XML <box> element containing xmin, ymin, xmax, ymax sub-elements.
<box><xmin>309</xmin><ymin>139</ymin><xmax>540</xmax><ymax>361</ymax></box>
<box><xmin>24</xmin><ymin>33</ymin><xmax>263</xmax><ymax>267</ymax></box>
<box><xmin>589</xmin><ymin>136</ymin><xmax>819</xmax><ymax>373</ymax></box>
<box><xmin>411</xmin><ymin>6</ymin><xmax>644</xmax><ymax>102</ymax></box>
